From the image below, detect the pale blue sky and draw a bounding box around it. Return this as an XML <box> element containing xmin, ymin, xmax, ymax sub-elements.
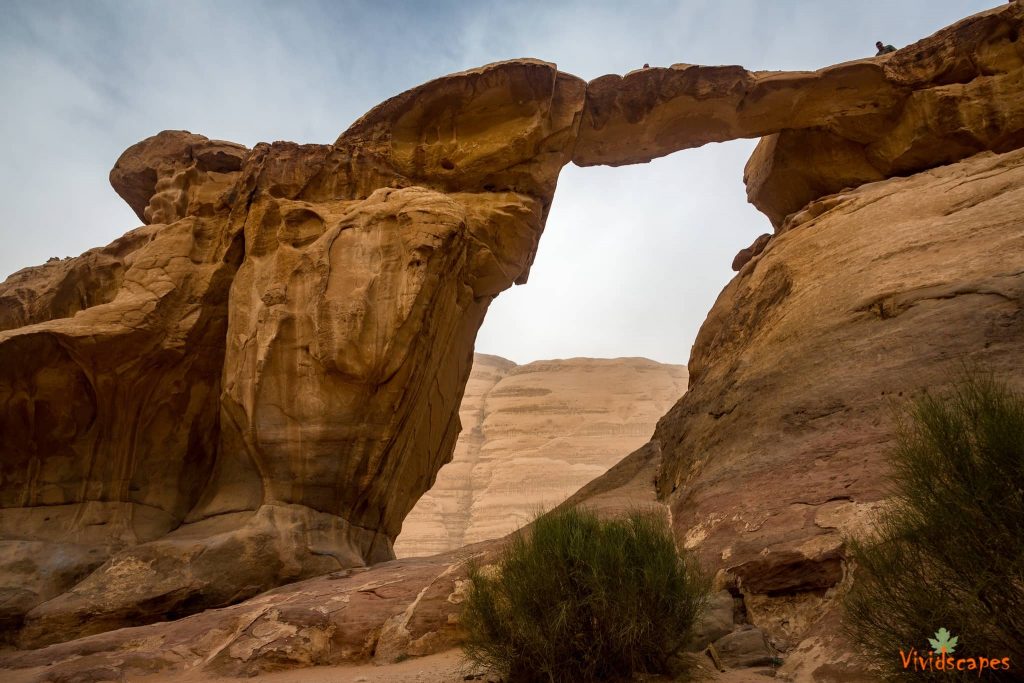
<box><xmin>0</xmin><ymin>0</ymin><xmax>994</xmax><ymax>364</ymax></box>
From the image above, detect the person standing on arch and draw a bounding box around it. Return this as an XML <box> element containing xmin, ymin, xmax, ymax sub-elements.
<box><xmin>875</xmin><ymin>40</ymin><xmax>897</xmax><ymax>55</ymax></box>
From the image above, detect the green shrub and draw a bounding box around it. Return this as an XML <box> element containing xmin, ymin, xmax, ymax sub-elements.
<box><xmin>843</xmin><ymin>373</ymin><xmax>1024</xmax><ymax>681</ymax></box>
<box><xmin>460</xmin><ymin>506</ymin><xmax>708</xmax><ymax>682</ymax></box>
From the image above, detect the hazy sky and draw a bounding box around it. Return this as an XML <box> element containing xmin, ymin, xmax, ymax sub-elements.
<box><xmin>0</xmin><ymin>0</ymin><xmax>993</xmax><ymax>365</ymax></box>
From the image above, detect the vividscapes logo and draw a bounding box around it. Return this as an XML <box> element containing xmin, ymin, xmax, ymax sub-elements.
<box><xmin>900</xmin><ymin>628</ymin><xmax>1012</xmax><ymax>675</ymax></box>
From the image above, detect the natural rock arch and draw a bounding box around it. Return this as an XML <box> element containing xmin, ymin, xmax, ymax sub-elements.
<box><xmin>0</xmin><ymin>1</ymin><xmax>1021</xmax><ymax>649</ymax></box>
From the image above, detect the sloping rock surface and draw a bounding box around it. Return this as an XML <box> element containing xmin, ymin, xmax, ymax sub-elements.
<box><xmin>0</xmin><ymin>541</ymin><xmax>502</xmax><ymax>682</ymax></box>
<box><xmin>653</xmin><ymin>146</ymin><xmax>1024</xmax><ymax>680</ymax></box>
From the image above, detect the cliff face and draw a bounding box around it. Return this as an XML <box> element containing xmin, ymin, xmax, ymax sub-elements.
<box><xmin>657</xmin><ymin>146</ymin><xmax>1024</xmax><ymax>678</ymax></box>
<box><xmin>0</xmin><ymin>1</ymin><xmax>1022</xmax><ymax>673</ymax></box>
<box><xmin>0</xmin><ymin>63</ymin><xmax>587</xmax><ymax>647</ymax></box>
<box><xmin>395</xmin><ymin>354</ymin><xmax>687</xmax><ymax>557</ymax></box>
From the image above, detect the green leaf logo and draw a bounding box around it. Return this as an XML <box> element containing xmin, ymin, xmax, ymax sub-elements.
<box><xmin>928</xmin><ymin>628</ymin><xmax>959</xmax><ymax>655</ymax></box>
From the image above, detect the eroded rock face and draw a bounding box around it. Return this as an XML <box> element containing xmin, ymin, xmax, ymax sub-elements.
<box><xmin>657</xmin><ymin>147</ymin><xmax>1024</xmax><ymax>679</ymax></box>
<box><xmin>0</xmin><ymin>431</ymin><xmax>673</xmax><ymax>682</ymax></box>
<box><xmin>0</xmin><ymin>540</ymin><xmax>504</xmax><ymax>682</ymax></box>
<box><xmin>109</xmin><ymin>130</ymin><xmax>249</xmax><ymax>224</ymax></box>
<box><xmin>1</xmin><ymin>1</ymin><xmax>1023</xmax><ymax>666</ymax></box>
<box><xmin>395</xmin><ymin>354</ymin><xmax>687</xmax><ymax>557</ymax></box>
<box><xmin>745</xmin><ymin>5</ymin><xmax>1024</xmax><ymax>226</ymax></box>
<box><xmin>0</xmin><ymin>61</ymin><xmax>586</xmax><ymax>646</ymax></box>
<box><xmin>573</xmin><ymin>5</ymin><xmax>1024</xmax><ymax>226</ymax></box>
<box><xmin>0</xmin><ymin>130</ymin><xmax>246</xmax><ymax>642</ymax></box>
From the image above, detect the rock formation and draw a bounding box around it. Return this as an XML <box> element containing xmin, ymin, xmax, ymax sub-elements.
<box><xmin>0</xmin><ymin>541</ymin><xmax>503</xmax><ymax>681</ymax></box>
<box><xmin>0</xmin><ymin>426</ymin><xmax>672</xmax><ymax>683</ymax></box>
<box><xmin>0</xmin><ymin>62</ymin><xmax>586</xmax><ymax>647</ymax></box>
<box><xmin>663</xmin><ymin>144</ymin><xmax>1024</xmax><ymax>678</ymax></box>
<box><xmin>574</xmin><ymin>5</ymin><xmax>1024</xmax><ymax>226</ymax></box>
<box><xmin>395</xmin><ymin>354</ymin><xmax>687</xmax><ymax>557</ymax></box>
<box><xmin>0</xmin><ymin>2</ymin><xmax>1022</xmax><ymax>679</ymax></box>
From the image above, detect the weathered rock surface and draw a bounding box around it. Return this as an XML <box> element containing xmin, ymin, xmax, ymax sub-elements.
<box><xmin>1</xmin><ymin>2</ymin><xmax>1023</xmax><ymax>676</ymax></box>
<box><xmin>687</xmin><ymin>590</ymin><xmax>737</xmax><ymax>652</ymax></box>
<box><xmin>573</xmin><ymin>5</ymin><xmax>1024</xmax><ymax>226</ymax></box>
<box><xmin>0</xmin><ymin>541</ymin><xmax>503</xmax><ymax>682</ymax></box>
<box><xmin>713</xmin><ymin>626</ymin><xmax>775</xmax><ymax>670</ymax></box>
<box><xmin>731</xmin><ymin>233</ymin><xmax>771</xmax><ymax>272</ymax></box>
<box><xmin>0</xmin><ymin>62</ymin><xmax>586</xmax><ymax>646</ymax></box>
<box><xmin>745</xmin><ymin>6</ymin><xmax>1024</xmax><ymax>226</ymax></box>
<box><xmin>1</xmin><ymin>130</ymin><xmax>249</xmax><ymax>644</ymax></box>
<box><xmin>653</xmin><ymin>147</ymin><xmax>1024</xmax><ymax>679</ymax></box>
<box><xmin>109</xmin><ymin>130</ymin><xmax>249</xmax><ymax>224</ymax></box>
<box><xmin>395</xmin><ymin>354</ymin><xmax>687</xmax><ymax>557</ymax></box>
<box><xmin>0</xmin><ymin>416</ymin><xmax>676</xmax><ymax>682</ymax></box>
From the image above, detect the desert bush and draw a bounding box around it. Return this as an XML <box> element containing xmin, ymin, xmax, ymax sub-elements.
<box><xmin>843</xmin><ymin>373</ymin><xmax>1024</xmax><ymax>681</ymax></box>
<box><xmin>460</xmin><ymin>506</ymin><xmax>708</xmax><ymax>682</ymax></box>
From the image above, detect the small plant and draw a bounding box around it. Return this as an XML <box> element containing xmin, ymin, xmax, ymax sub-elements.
<box><xmin>460</xmin><ymin>506</ymin><xmax>708</xmax><ymax>682</ymax></box>
<box><xmin>843</xmin><ymin>373</ymin><xmax>1024</xmax><ymax>681</ymax></box>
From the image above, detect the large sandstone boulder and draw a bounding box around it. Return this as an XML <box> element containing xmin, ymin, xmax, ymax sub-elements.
<box><xmin>395</xmin><ymin>354</ymin><xmax>687</xmax><ymax>557</ymax></box>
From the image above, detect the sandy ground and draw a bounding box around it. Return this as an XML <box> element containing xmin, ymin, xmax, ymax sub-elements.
<box><xmin>10</xmin><ymin>648</ymin><xmax>782</xmax><ymax>682</ymax></box>
<box><xmin>121</xmin><ymin>650</ymin><xmax>485</xmax><ymax>683</ymax></box>
<box><xmin>2</xmin><ymin>651</ymin><xmax>476</xmax><ymax>683</ymax></box>
<box><xmin>155</xmin><ymin>650</ymin><xmax>780</xmax><ymax>682</ymax></box>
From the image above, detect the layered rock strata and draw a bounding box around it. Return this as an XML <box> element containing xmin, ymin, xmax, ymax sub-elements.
<box><xmin>395</xmin><ymin>354</ymin><xmax>687</xmax><ymax>557</ymax></box>
<box><xmin>0</xmin><ymin>420</ymin><xmax>672</xmax><ymax>682</ymax></box>
<box><xmin>639</xmin><ymin>145</ymin><xmax>1024</xmax><ymax>679</ymax></box>
<box><xmin>1</xmin><ymin>62</ymin><xmax>587</xmax><ymax>646</ymax></box>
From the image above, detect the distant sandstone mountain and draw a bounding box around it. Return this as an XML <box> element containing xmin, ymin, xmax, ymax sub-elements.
<box><xmin>395</xmin><ymin>354</ymin><xmax>688</xmax><ymax>557</ymax></box>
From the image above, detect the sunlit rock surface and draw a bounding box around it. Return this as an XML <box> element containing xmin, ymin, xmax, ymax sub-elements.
<box><xmin>0</xmin><ymin>63</ymin><xmax>587</xmax><ymax>646</ymax></box>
